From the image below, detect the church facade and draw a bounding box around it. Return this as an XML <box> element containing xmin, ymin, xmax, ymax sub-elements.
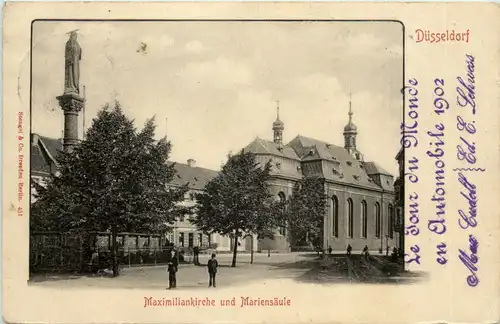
<box><xmin>31</xmin><ymin>32</ymin><xmax>398</xmax><ymax>255</ymax></box>
<box><xmin>244</xmin><ymin>103</ymin><xmax>398</xmax><ymax>253</ymax></box>
<box><xmin>31</xmin><ymin>99</ymin><xmax>398</xmax><ymax>254</ymax></box>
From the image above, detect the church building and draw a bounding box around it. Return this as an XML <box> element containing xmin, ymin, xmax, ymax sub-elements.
<box><xmin>31</xmin><ymin>32</ymin><xmax>398</xmax><ymax>255</ymax></box>
<box><xmin>243</xmin><ymin>100</ymin><xmax>398</xmax><ymax>253</ymax></box>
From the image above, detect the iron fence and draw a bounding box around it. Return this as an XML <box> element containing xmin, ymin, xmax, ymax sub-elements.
<box><xmin>29</xmin><ymin>231</ymin><xmax>192</xmax><ymax>273</ymax></box>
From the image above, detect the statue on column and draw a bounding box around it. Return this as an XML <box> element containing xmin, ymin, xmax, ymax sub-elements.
<box><xmin>64</xmin><ymin>31</ymin><xmax>82</xmax><ymax>95</ymax></box>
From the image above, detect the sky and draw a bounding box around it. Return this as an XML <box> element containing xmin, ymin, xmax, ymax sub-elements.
<box><xmin>30</xmin><ymin>20</ymin><xmax>403</xmax><ymax>176</ymax></box>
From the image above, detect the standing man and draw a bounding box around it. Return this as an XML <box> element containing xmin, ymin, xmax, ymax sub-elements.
<box><xmin>346</xmin><ymin>244</ymin><xmax>352</xmax><ymax>258</ymax></box>
<box><xmin>207</xmin><ymin>253</ymin><xmax>218</xmax><ymax>288</ymax></box>
<box><xmin>362</xmin><ymin>245</ymin><xmax>370</xmax><ymax>260</ymax></box>
<box><xmin>193</xmin><ymin>246</ymin><xmax>200</xmax><ymax>265</ymax></box>
<box><xmin>167</xmin><ymin>249</ymin><xmax>178</xmax><ymax>289</ymax></box>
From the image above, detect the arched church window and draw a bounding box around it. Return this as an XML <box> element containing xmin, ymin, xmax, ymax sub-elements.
<box><xmin>361</xmin><ymin>200</ymin><xmax>367</xmax><ymax>238</ymax></box>
<box><xmin>388</xmin><ymin>204</ymin><xmax>394</xmax><ymax>239</ymax></box>
<box><xmin>347</xmin><ymin>198</ymin><xmax>354</xmax><ymax>238</ymax></box>
<box><xmin>375</xmin><ymin>202</ymin><xmax>381</xmax><ymax>238</ymax></box>
<box><xmin>278</xmin><ymin>192</ymin><xmax>287</xmax><ymax>236</ymax></box>
<box><xmin>331</xmin><ymin>196</ymin><xmax>339</xmax><ymax>238</ymax></box>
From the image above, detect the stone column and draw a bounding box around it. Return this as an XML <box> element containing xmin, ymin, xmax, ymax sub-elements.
<box><xmin>57</xmin><ymin>92</ymin><xmax>84</xmax><ymax>153</ymax></box>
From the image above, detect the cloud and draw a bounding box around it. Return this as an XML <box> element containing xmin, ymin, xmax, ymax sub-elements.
<box><xmin>294</xmin><ymin>73</ymin><xmax>343</xmax><ymax>98</ymax></box>
<box><xmin>178</xmin><ymin>57</ymin><xmax>253</xmax><ymax>89</ymax></box>
<box><xmin>30</xmin><ymin>21</ymin><xmax>402</xmax><ymax>174</ymax></box>
<box><xmin>184</xmin><ymin>40</ymin><xmax>207</xmax><ymax>54</ymax></box>
<box><xmin>385</xmin><ymin>43</ymin><xmax>403</xmax><ymax>57</ymax></box>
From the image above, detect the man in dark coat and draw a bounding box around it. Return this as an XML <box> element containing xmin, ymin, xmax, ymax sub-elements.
<box><xmin>167</xmin><ymin>251</ymin><xmax>178</xmax><ymax>289</ymax></box>
<box><xmin>193</xmin><ymin>246</ymin><xmax>200</xmax><ymax>265</ymax></box>
<box><xmin>362</xmin><ymin>245</ymin><xmax>370</xmax><ymax>260</ymax></box>
<box><xmin>346</xmin><ymin>244</ymin><xmax>352</xmax><ymax>257</ymax></box>
<box><xmin>207</xmin><ymin>253</ymin><xmax>218</xmax><ymax>288</ymax></box>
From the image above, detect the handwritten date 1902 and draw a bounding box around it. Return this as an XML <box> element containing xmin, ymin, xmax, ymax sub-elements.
<box><xmin>458</xmin><ymin>234</ymin><xmax>479</xmax><ymax>287</ymax></box>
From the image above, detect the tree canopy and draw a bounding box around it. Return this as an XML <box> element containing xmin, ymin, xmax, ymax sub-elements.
<box><xmin>285</xmin><ymin>177</ymin><xmax>327</xmax><ymax>249</ymax></box>
<box><xmin>192</xmin><ymin>151</ymin><xmax>284</xmax><ymax>266</ymax></box>
<box><xmin>31</xmin><ymin>103</ymin><xmax>190</xmax><ymax>274</ymax></box>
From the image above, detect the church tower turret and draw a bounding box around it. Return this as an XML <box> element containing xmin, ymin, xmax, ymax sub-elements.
<box><xmin>343</xmin><ymin>93</ymin><xmax>363</xmax><ymax>161</ymax></box>
<box><xmin>273</xmin><ymin>100</ymin><xmax>284</xmax><ymax>146</ymax></box>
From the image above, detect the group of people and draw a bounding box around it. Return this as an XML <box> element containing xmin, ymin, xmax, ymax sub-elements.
<box><xmin>166</xmin><ymin>250</ymin><xmax>219</xmax><ymax>289</ymax></box>
<box><xmin>325</xmin><ymin>244</ymin><xmax>401</xmax><ymax>260</ymax></box>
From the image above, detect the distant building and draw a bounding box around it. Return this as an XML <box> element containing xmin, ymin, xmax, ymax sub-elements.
<box><xmin>394</xmin><ymin>147</ymin><xmax>404</xmax><ymax>250</ymax></box>
<box><xmin>31</xmin><ymin>97</ymin><xmax>399</xmax><ymax>255</ymax></box>
<box><xmin>30</xmin><ymin>134</ymin><xmax>237</xmax><ymax>252</ymax></box>
<box><xmin>242</xmin><ymin>100</ymin><xmax>398</xmax><ymax>253</ymax></box>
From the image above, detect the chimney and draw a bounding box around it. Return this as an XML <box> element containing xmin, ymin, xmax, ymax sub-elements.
<box><xmin>187</xmin><ymin>159</ymin><xmax>196</xmax><ymax>168</ymax></box>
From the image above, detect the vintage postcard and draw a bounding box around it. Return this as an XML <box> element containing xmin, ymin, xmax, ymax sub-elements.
<box><xmin>2</xmin><ymin>2</ymin><xmax>499</xmax><ymax>323</ymax></box>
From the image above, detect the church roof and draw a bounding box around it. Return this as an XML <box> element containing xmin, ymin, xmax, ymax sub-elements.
<box><xmin>287</xmin><ymin>135</ymin><xmax>346</xmax><ymax>161</ymax></box>
<box><xmin>285</xmin><ymin>135</ymin><xmax>386</xmax><ymax>190</ymax></box>
<box><xmin>363</xmin><ymin>161</ymin><xmax>393</xmax><ymax>176</ymax></box>
<box><xmin>243</xmin><ymin>137</ymin><xmax>300</xmax><ymax>160</ymax></box>
<box><xmin>30</xmin><ymin>134</ymin><xmax>219</xmax><ymax>190</ymax></box>
<box><xmin>167</xmin><ymin>162</ymin><xmax>218</xmax><ymax>190</ymax></box>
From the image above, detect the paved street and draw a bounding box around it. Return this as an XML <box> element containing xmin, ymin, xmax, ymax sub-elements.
<box><xmin>30</xmin><ymin>252</ymin><xmax>422</xmax><ymax>289</ymax></box>
<box><xmin>29</xmin><ymin>252</ymin><xmax>318</xmax><ymax>289</ymax></box>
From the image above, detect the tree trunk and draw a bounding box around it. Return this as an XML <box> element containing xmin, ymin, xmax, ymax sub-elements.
<box><xmin>111</xmin><ymin>226</ymin><xmax>119</xmax><ymax>277</ymax></box>
<box><xmin>231</xmin><ymin>231</ymin><xmax>238</xmax><ymax>267</ymax></box>
<box><xmin>250</xmin><ymin>236</ymin><xmax>254</xmax><ymax>264</ymax></box>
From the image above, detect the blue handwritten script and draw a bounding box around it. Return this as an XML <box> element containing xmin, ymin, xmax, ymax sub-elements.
<box><xmin>456</xmin><ymin>115</ymin><xmax>477</xmax><ymax>165</ymax></box>
<box><xmin>402</xmin><ymin>78</ymin><xmax>422</xmax><ymax>266</ymax></box>
<box><xmin>427</xmin><ymin>123</ymin><xmax>447</xmax><ymax>235</ymax></box>
<box><xmin>457</xmin><ymin>172</ymin><xmax>478</xmax><ymax>229</ymax></box>
<box><xmin>425</xmin><ymin>79</ymin><xmax>451</xmax><ymax>266</ymax></box>
<box><xmin>456</xmin><ymin>54</ymin><xmax>476</xmax><ymax>115</ymax></box>
<box><xmin>401</xmin><ymin>78</ymin><xmax>420</xmax><ymax>149</ymax></box>
<box><xmin>458</xmin><ymin>235</ymin><xmax>479</xmax><ymax>287</ymax></box>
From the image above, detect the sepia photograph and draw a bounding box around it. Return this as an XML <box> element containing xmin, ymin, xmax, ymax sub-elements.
<box><xmin>29</xmin><ymin>19</ymin><xmax>414</xmax><ymax>290</ymax></box>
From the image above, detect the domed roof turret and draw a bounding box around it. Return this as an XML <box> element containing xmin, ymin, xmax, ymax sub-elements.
<box><xmin>343</xmin><ymin>104</ymin><xmax>357</xmax><ymax>133</ymax></box>
<box><xmin>344</xmin><ymin>121</ymin><xmax>357</xmax><ymax>132</ymax></box>
<box><xmin>273</xmin><ymin>117</ymin><xmax>284</xmax><ymax>129</ymax></box>
<box><xmin>272</xmin><ymin>101</ymin><xmax>284</xmax><ymax>130</ymax></box>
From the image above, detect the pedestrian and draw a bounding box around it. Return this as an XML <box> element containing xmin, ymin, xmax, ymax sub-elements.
<box><xmin>193</xmin><ymin>246</ymin><xmax>200</xmax><ymax>265</ymax></box>
<box><xmin>167</xmin><ymin>249</ymin><xmax>178</xmax><ymax>289</ymax></box>
<box><xmin>346</xmin><ymin>244</ymin><xmax>352</xmax><ymax>257</ymax></box>
<box><xmin>328</xmin><ymin>246</ymin><xmax>333</xmax><ymax>255</ymax></box>
<box><xmin>386</xmin><ymin>245</ymin><xmax>390</xmax><ymax>256</ymax></box>
<box><xmin>391</xmin><ymin>247</ymin><xmax>398</xmax><ymax>262</ymax></box>
<box><xmin>207</xmin><ymin>253</ymin><xmax>218</xmax><ymax>288</ymax></box>
<box><xmin>90</xmin><ymin>249</ymin><xmax>99</xmax><ymax>274</ymax></box>
<box><xmin>362</xmin><ymin>245</ymin><xmax>370</xmax><ymax>260</ymax></box>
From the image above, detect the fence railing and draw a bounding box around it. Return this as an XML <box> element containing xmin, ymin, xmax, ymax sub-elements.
<box><xmin>29</xmin><ymin>231</ymin><xmax>205</xmax><ymax>273</ymax></box>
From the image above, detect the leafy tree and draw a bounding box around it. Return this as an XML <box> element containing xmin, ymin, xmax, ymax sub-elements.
<box><xmin>286</xmin><ymin>177</ymin><xmax>327</xmax><ymax>251</ymax></box>
<box><xmin>31</xmin><ymin>102</ymin><xmax>190</xmax><ymax>276</ymax></box>
<box><xmin>192</xmin><ymin>151</ymin><xmax>284</xmax><ymax>267</ymax></box>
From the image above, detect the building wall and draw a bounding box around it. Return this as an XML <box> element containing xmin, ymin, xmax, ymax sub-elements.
<box><xmin>171</xmin><ymin>188</ymin><xmax>234</xmax><ymax>252</ymax></box>
<box><xmin>324</xmin><ymin>182</ymin><xmax>396</xmax><ymax>252</ymax></box>
<box><xmin>257</xmin><ymin>177</ymin><xmax>296</xmax><ymax>252</ymax></box>
<box><xmin>252</xmin><ymin>174</ymin><xmax>397</xmax><ymax>253</ymax></box>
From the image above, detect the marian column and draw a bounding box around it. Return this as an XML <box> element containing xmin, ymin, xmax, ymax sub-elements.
<box><xmin>57</xmin><ymin>31</ymin><xmax>84</xmax><ymax>153</ymax></box>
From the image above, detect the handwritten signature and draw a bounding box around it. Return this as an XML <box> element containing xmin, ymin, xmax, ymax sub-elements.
<box><xmin>458</xmin><ymin>234</ymin><xmax>479</xmax><ymax>287</ymax></box>
<box><xmin>457</xmin><ymin>172</ymin><xmax>477</xmax><ymax>229</ymax></box>
<box><xmin>456</xmin><ymin>54</ymin><xmax>476</xmax><ymax>115</ymax></box>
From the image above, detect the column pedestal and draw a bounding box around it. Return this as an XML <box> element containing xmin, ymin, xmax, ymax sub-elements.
<box><xmin>57</xmin><ymin>92</ymin><xmax>84</xmax><ymax>153</ymax></box>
